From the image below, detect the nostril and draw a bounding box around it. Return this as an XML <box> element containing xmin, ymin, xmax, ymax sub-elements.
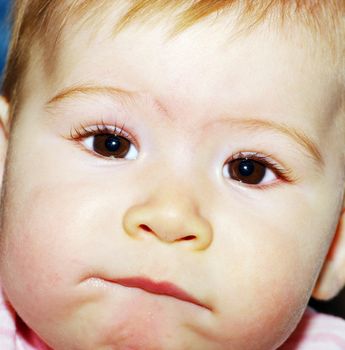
<box><xmin>138</xmin><ymin>225</ymin><xmax>196</xmax><ymax>242</ymax></box>
<box><xmin>179</xmin><ymin>235</ymin><xmax>197</xmax><ymax>241</ymax></box>
<box><xmin>139</xmin><ymin>224</ymin><xmax>154</xmax><ymax>233</ymax></box>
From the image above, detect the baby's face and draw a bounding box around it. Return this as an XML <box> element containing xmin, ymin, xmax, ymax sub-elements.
<box><xmin>0</xmin><ymin>9</ymin><xmax>344</xmax><ymax>350</ymax></box>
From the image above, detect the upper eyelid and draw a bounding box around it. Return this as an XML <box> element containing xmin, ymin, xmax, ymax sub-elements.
<box><xmin>228</xmin><ymin>151</ymin><xmax>281</xmax><ymax>167</ymax></box>
<box><xmin>229</xmin><ymin>152</ymin><xmax>284</xmax><ymax>170</ymax></box>
<box><xmin>69</xmin><ymin>122</ymin><xmax>140</xmax><ymax>148</ymax></box>
<box><xmin>79</xmin><ymin>124</ymin><xmax>127</xmax><ymax>136</ymax></box>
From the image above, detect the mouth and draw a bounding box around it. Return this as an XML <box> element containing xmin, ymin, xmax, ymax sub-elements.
<box><xmin>100</xmin><ymin>276</ymin><xmax>212</xmax><ymax>311</ymax></box>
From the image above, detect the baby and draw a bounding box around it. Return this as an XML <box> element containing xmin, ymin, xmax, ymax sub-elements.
<box><xmin>0</xmin><ymin>0</ymin><xmax>344</xmax><ymax>349</ymax></box>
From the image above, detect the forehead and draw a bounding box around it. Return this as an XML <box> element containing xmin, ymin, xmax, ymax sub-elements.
<box><xmin>45</xmin><ymin>9</ymin><xmax>342</xmax><ymax>132</ymax></box>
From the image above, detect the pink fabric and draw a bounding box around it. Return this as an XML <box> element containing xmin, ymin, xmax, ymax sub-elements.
<box><xmin>280</xmin><ymin>308</ymin><xmax>345</xmax><ymax>349</ymax></box>
<box><xmin>0</xmin><ymin>290</ymin><xmax>51</xmax><ymax>350</ymax></box>
<box><xmin>0</xmin><ymin>288</ymin><xmax>344</xmax><ymax>349</ymax></box>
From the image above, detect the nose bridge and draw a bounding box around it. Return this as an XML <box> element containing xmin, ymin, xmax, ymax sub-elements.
<box><xmin>151</xmin><ymin>183</ymin><xmax>198</xmax><ymax>210</ymax></box>
<box><xmin>122</xmin><ymin>180</ymin><xmax>213</xmax><ymax>251</ymax></box>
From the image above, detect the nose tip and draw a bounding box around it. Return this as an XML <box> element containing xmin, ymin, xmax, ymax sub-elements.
<box><xmin>123</xmin><ymin>201</ymin><xmax>213</xmax><ymax>251</ymax></box>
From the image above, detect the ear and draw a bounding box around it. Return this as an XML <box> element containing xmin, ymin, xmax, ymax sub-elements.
<box><xmin>312</xmin><ymin>204</ymin><xmax>345</xmax><ymax>300</ymax></box>
<box><xmin>0</xmin><ymin>96</ymin><xmax>9</xmax><ymax>182</ymax></box>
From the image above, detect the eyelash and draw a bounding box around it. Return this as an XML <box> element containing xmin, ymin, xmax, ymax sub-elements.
<box><xmin>69</xmin><ymin>120</ymin><xmax>138</xmax><ymax>147</ymax></box>
<box><xmin>226</xmin><ymin>152</ymin><xmax>295</xmax><ymax>185</ymax></box>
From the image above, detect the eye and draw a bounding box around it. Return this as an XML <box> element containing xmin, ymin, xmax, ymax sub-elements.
<box><xmin>223</xmin><ymin>153</ymin><xmax>284</xmax><ymax>186</ymax></box>
<box><xmin>83</xmin><ymin>134</ymin><xmax>138</xmax><ymax>159</ymax></box>
<box><xmin>70</xmin><ymin>122</ymin><xmax>138</xmax><ymax>160</ymax></box>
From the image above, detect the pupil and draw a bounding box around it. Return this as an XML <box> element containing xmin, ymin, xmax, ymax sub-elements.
<box><xmin>239</xmin><ymin>159</ymin><xmax>254</xmax><ymax>176</ymax></box>
<box><xmin>105</xmin><ymin>136</ymin><xmax>121</xmax><ymax>152</ymax></box>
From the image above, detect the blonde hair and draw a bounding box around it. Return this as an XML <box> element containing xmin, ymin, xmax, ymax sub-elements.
<box><xmin>2</xmin><ymin>0</ymin><xmax>345</xmax><ymax>121</ymax></box>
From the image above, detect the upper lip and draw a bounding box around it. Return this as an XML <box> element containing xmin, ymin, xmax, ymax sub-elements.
<box><xmin>101</xmin><ymin>276</ymin><xmax>212</xmax><ymax>311</ymax></box>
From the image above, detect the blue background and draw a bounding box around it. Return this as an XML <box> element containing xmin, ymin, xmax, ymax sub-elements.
<box><xmin>0</xmin><ymin>0</ymin><xmax>10</xmax><ymax>80</ymax></box>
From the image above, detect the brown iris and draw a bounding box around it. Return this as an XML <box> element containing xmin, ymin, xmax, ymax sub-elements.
<box><xmin>228</xmin><ymin>158</ymin><xmax>266</xmax><ymax>184</ymax></box>
<box><xmin>93</xmin><ymin>134</ymin><xmax>131</xmax><ymax>158</ymax></box>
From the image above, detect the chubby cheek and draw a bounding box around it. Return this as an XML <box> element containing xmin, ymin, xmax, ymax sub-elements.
<box><xmin>205</xmin><ymin>268</ymin><xmax>306</xmax><ymax>348</ymax></box>
<box><xmin>203</xmin><ymin>272</ymin><xmax>307</xmax><ymax>349</ymax></box>
<box><xmin>200</xmin><ymin>206</ymin><xmax>324</xmax><ymax>349</ymax></box>
<box><xmin>0</xmin><ymin>177</ymin><xmax>121</xmax><ymax>333</ymax></box>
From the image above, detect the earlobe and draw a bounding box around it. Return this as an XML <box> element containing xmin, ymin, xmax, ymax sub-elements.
<box><xmin>312</xmin><ymin>206</ymin><xmax>345</xmax><ymax>300</ymax></box>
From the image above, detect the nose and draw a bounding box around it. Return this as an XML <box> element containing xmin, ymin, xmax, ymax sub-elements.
<box><xmin>122</xmin><ymin>191</ymin><xmax>213</xmax><ymax>251</ymax></box>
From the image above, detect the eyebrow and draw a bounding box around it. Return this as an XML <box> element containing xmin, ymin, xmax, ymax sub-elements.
<box><xmin>47</xmin><ymin>85</ymin><xmax>134</xmax><ymax>105</ymax></box>
<box><xmin>47</xmin><ymin>84</ymin><xmax>323</xmax><ymax>166</ymax></box>
<box><xmin>224</xmin><ymin>118</ymin><xmax>323</xmax><ymax>166</ymax></box>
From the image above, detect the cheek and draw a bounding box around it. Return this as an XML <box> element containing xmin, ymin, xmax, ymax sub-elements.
<box><xmin>201</xmin><ymin>199</ymin><xmax>327</xmax><ymax>349</ymax></box>
<box><xmin>0</xmin><ymin>186</ymin><xmax>74</xmax><ymax>318</ymax></box>
<box><xmin>203</xmin><ymin>247</ymin><xmax>307</xmax><ymax>349</ymax></box>
<box><xmin>0</xmin><ymin>176</ymin><xmax>124</xmax><ymax>330</ymax></box>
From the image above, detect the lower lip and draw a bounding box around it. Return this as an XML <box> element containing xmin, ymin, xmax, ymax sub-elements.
<box><xmin>101</xmin><ymin>277</ymin><xmax>211</xmax><ymax>311</ymax></box>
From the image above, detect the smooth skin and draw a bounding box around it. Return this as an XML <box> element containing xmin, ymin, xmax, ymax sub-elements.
<box><xmin>0</xmin><ymin>7</ymin><xmax>345</xmax><ymax>350</ymax></box>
